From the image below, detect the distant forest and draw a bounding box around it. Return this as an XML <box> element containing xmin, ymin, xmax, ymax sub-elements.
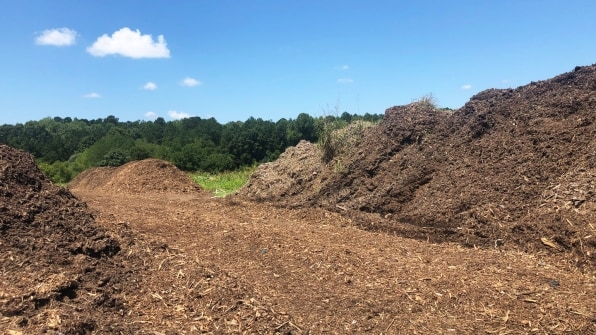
<box><xmin>0</xmin><ymin>112</ymin><xmax>382</xmax><ymax>183</ymax></box>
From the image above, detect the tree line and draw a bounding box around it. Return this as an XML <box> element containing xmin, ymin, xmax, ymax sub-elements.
<box><xmin>0</xmin><ymin>112</ymin><xmax>382</xmax><ymax>183</ymax></box>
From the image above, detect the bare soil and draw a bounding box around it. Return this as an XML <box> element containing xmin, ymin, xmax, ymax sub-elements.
<box><xmin>1</xmin><ymin>64</ymin><xmax>596</xmax><ymax>334</ymax></box>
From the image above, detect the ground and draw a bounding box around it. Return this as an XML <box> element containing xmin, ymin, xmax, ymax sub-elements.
<box><xmin>1</xmin><ymin>64</ymin><xmax>596</xmax><ymax>334</ymax></box>
<box><xmin>73</xmin><ymin>188</ymin><xmax>595</xmax><ymax>334</ymax></box>
<box><xmin>1</xmin><ymin>144</ymin><xmax>595</xmax><ymax>335</ymax></box>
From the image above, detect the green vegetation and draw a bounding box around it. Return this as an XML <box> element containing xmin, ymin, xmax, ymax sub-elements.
<box><xmin>317</xmin><ymin>115</ymin><xmax>346</xmax><ymax>164</ymax></box>
<box><xmin>0</xmin><ymin>112</ymin><xmax>382</xmax><ymax>184</ymax></box>
<box><xmin>415</xmin><ymin>93</ymin><xmax>438</xmax><ymax>110</ymax></box>
<box><xmin>191</xmin><ymin>165</ymin><xmax>257</xmax><ymax>197</ymax></box>
<box><xmin>318</xmin><ymin>107</ymin><xmax>379</xmax><ymax>164</ymax></box>
<box><xmin>320</xmin><ymin>119</ymin><xmax>377</xmax><ymax>165</ymax></box>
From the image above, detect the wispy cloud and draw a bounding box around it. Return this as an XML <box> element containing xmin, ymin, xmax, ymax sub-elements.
<box><xmin>82</xmin><ymin>92</ymin><xmax>101</xmax><ymax>98</ymax></box>
<box><xmin>86</xmin><ymin>27</ymin><xmax>170</xmax><ymax>58</ymax></box>
<box><xmin>168</xmin><ymin>110</ymin><xmax>192</xmax><ymax>120</ymax></box>
<box><xmin>335</xmin><ymin>64</ymin><xmax>350</xmax><ymax>71</ymax></box>
<box><xmin>35</xmin><ymin>28</ymin><xmax>77</xmax><ymax>46</ymax></box>
<box><xmin>145</xmin><ymin>111</ymin><xmax>158</xmax><ymax>119</ymax></box>
<box><xmin>181</xmin><ymin>77</ymin><xmax>201</xmax><ymax>87</ymax></box>
<box><xmin>337</xmin><ymin>78</ymin><xmax>354</xmax><ymax>84</ymax></box>
<box><xmin>461</xmin><ymin>84</ymin><xmax>472</xmax><ymax>90</ymax></box>
<box><xmin>143</xmin><ymin>81</ymin><xmax>157</xmax><ymax>90</ymax></box>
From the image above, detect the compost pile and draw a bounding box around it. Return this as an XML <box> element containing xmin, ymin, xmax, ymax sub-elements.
<box><xmin>1</xmin><ymin>147</ymin><xmax>291</xmax><ymax>334</ymax></box>
<box><xmin>240</xmin><ymin>140</ymin><xmax>324</xmax><ymax>200</ymax></box>
<box><xmin>239</xmin><ymin>65</ymin><xmax>596</xmax><ymax>266</ymax></box>
<box><xmin>0</xmin><ymin>144</ymin><xmax>135</xmax><ymax>333</ymax></box>
<box><xmin>68</xmin><ymin>158</ymin><xmax>203</xmax><ymax>194</ymax></box>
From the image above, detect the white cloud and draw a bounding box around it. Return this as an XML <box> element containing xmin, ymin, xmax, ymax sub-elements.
<box><xmin>35</xmin><ymin>28</ymin><xmax>77</xmax><ymax>46</ymax></box>
<box><xmin>168</xmin><ymin>110</ymin><xmax>192</xmax><ymax>120</ymax></box>
<box><xmin>86</xmin><ymin>27</ymin><xmax>170</xmax><ymax>58</ymax></box>
<box><xmin>143</xmin><ymin>81</ymin><xmax>157</xmax><ymax>90</ymax></box>
<box><xmin>336</xmin><ymin>64</ymin><xmax>350</xmax><ymax>71</ymax></box>
<box><xmin>337</xmin><ymin>78</ymin><xmax>354</xmax><ymax>84</ymax></box>
<box><xmin>461</xmin><ymin>84</ymin><xmax>472</xmax><ymax>90</ymax></box>
<box><xmin>181</xmin><ymin>77</ymin><xmax>201</xmax><ymax>87</ymax></box>
<box><xmin>82</xmin><ymin>92</ymin><xmax>101</xmax><ymax>98</ymax></box>
<box><xmin>145</xmin><ymin>111</ymin><xmax>158</xmax><ymax>119</ymax></box>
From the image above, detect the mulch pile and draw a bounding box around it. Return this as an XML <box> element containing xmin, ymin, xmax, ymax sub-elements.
<box><xmin>238</xmin><ymin>64</ymin><xmax>596</xmax><ymax>267</ymax></box>
<box><xmin>0</xmin><ymin>144</ymin><xmax>137</xmax><ymax>333</ymax></box>
<box><xmin>0</xmin><ymin>147</ymin><xmax>293</xmax><ymax>333</ymax></box>
<box><xmin>241</xmin><ymin>140</ymin><xmax>324</xmax><ymax>200</ymax></box>
<box><xmin>68</xmin><ymin>158</ymin><xmax>202</xmax><ymax>194</ymax></box>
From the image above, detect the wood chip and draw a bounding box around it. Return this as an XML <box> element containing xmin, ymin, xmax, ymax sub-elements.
<box><xmin>540</xmin><ymin>237</ymin><xmax>563</xmax><ymax>251</ymax></box>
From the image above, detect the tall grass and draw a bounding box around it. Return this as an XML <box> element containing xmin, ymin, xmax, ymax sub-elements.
<box><xmin>190</xmin><ymin>165</ymin><xmax>257</xmax><ymax>197</ymax></box>
<box><xmin>318</xmin><ymin>119</ymin><xmax>376</xmax><ymax>164</ymax></box>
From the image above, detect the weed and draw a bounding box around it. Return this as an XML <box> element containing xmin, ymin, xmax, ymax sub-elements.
<box><xmin>317</xmin><ymin>102</ymin><xmax>348</xmax><ymax>163</ymax></box>
<box><xmin>318</xmin><ymin>119</ymin><xmax>375</xmax><ymax>165</ymax></box>
<box><xmin>190</xmin><ymin>165</ymin><xmax>257</xmax><ymax>197</ymax></box>
<box><xmin>318</xmin><ymin>116</ymin><xmax>346</xmax><ymax>163</ymax></box>
<box><xmin>414</xmin><ymin>93</ymin><xmax>438</xmax><ymax>110</ymax></box>
<box><xmin>333</xmin><ymin>159</ymin><xmax>344</xmax><ymax>173</ymax></box>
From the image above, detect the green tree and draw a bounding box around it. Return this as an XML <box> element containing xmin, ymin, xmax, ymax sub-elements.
<box><xmin>288</xmin><ymin>113</ymin><xmax>317</xmax><ymax>143</ymax></box>
<box><xmin>172</xmin><ymin>139</ymin><xmax>217</xmax><ymax>171</ymax></box>
<box><xmin>203</xmin><ymin>153</ymin><xmax>236</xmax><ymax>172</ymax></box>
<box><xmin>77</xmin><ymin>127</ymin><xmax>135</xmax><ymax>168</ymax></box>
<box><xmin>99</xmin><ymin>149</ymin><xmax>129</xmax><ymax>167</ymax></box>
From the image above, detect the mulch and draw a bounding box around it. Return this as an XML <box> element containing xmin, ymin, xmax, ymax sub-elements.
<box><xmin>238</xmin><ymin>64</ymin><xmax>596</xmax><ymax>268</ymax></box>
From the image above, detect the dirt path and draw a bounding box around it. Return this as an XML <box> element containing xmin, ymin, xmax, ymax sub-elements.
<box><xmin>73</xmin><ymin>190</ymin><xmax>596</xmax><ymax>334</ymax></box>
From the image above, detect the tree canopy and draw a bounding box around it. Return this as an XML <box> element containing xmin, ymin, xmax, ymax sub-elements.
<box><xmin>0</xmin><ymin>112</ymin><xmax>383</xmax><ymax>183</ymax></box>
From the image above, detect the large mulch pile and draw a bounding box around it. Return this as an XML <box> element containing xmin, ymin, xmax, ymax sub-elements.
<box><xmin>237</xmin><ymin>64</ymin><xmax>596</xmax><ymax>267</ymax></box>
<box><xmin>68</xmin><ymin>158</ymin><xmax>202</xmax><ymax>194</ymax></box>
<box><xmin>0</xmin><ymin>144</ymin><xmax>134</xmax><ymax>333</ymax></box>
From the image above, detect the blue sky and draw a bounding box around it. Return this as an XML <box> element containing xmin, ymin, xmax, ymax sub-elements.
<box><xmin>1</xmin><ymin>0</ymin><xmax>595</xmax><ymax>125</ymax></box>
